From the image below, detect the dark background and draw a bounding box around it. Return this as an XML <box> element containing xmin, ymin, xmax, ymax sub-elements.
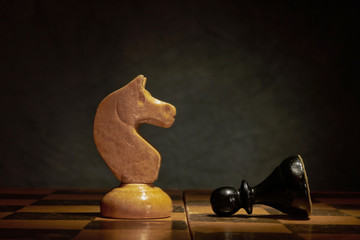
<box><xmin>1</xmin><ymin>0</ymin><xmax>359</xmax><ymax>190</ymax></box>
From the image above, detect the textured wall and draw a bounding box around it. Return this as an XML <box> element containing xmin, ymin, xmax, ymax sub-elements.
<box><xmin>1</xmin><ymin>1</ymin><xmax>359</xmax><ymax>190</ymax></box>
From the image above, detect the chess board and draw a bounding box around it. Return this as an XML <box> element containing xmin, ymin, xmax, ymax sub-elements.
<box><xmin>0</xmin><ymin>188</ymin><xmax>359</xmax><ymax>239</ymax></box>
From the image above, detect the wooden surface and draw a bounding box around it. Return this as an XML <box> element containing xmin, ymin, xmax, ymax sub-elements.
<box><xmin>0</xmin><ymin>188</ymin><xmax>359</xmax><ymax>239</ymax></box>
<box><xmin>100</xmin><ymin>184</ymin><xmax>172</xmax><ymax>219</ymax></box>
<box><xmin>93</xmin><ymin>75</ymin><xmax>176</xmax><ymax>184</ymax></box>
<box><xmin>93</xmin><ymin>75</ymin><xmax>176</xmax><ymax>218</ymax></box>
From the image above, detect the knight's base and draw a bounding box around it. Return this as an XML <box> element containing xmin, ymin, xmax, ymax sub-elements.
<box><xmin>100</xmin><ymin>183</ymin><xmax>172</xmax><ymax>219</ymax></box>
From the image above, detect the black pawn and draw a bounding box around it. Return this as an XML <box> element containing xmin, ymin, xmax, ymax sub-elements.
<box><xmin>210</xmin><ymin>155</ymin><xmax>312</xmax><ymax>218</ymax></box>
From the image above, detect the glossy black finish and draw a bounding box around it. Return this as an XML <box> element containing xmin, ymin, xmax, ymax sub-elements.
<box><xmin>210</xmin><ymin>187</ymin><xmax>241</xmax><ymax>216</ymax></box>
<box><xmin>210</xmin><ymin>155</ymin><xmax>312</xmax><ymax>219</ymax></box>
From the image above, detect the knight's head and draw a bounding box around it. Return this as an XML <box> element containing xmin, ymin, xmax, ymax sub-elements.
<box><xmin>114</xmin><ymin>75</ymin><xmax>176</xmax><ymax>128</ymax></box>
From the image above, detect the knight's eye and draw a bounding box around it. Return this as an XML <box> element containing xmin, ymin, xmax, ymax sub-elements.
<box><xmin>138</xmin><ymin>94</ymin><xmax>146</xmax><ymax>105</ymax></box>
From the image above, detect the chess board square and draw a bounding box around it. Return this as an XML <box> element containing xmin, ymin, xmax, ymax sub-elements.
<box><xmin>4</xmin><ymin>212</ymin><xmax>99</xmax><ymax>220</ymax></box>
<box><xmin>172</xmin><ymin>199</ymin><xmax>185</xmax><ymax>206</ymax></box>
<box><xmin>312</xmin><ymin>202</ymin><xmax>337</xmax><ymax>209</ymax></box>
<box><xmin>74</xmin><ymin>229</ymin><xmax>188</xmax><ymax>240</ymax></box>
<box><xmin>166</xmin><ymin>192</ymin><xmax>183</xmax><ymax>201</ymax></box>
<box><xmin>0</xmin><ymin>229</ymin><xmax>79</xmax><ymax>239</ymax></box>
<box><xmin>0</xmin><ymin>206</ymin><xmax>24</xmax><ymax>212</ymax></box>
<box><xmin>192</xmin><ymin>232</ymin><xmax>303</xmax><ymax>240</ymax></box>
<box><xmin>189</xmin><ymin>222</ymin><xmax>292</xmax><ymax>233</ymax></box>
<box><xmin>263</xmin><ymin>207</ymin><xmax>283</xmax><ymax>215</ymax></box>
<box><xmin>18</xmin><ymin>205</ymin><xmax>100</xmax><ymax>213</ymax></box>
<box><xmin>299</xmin><ymin>233</ymin><xmax>360</xmax><ymax>240</ymax></box>
<box><xmin>184</xmin><ymin>190</ymin><xmax>211</xmax><ymax>199</ymax></box>
<box><xmin>189</xmin><ymin>213</ymin><xmax>280</xmax><ymax>223</ymax></box>
<box><xmin>340</xmin><ymin>209</ymin><xmax>360</xmax><ymax>217</ymax></box>
<box><xmin>331</xmin><ymin>204</ymin><xmax>360</xmax><ymax>210</ymax></box>
<box><xmin>0</xmin><ymin>212</ymin><xmax>11</xmax><ymax>219</ymax></box>
<box><xmin>32</xmin><ymin>199</ymin><xmax>101</xmax><ymax>206</ymax></box>
<box><xmin>0</xmin><ymin>219</ymin><xmax>90</xmax><ymax>229</ymax></box>
<box><xmin>0</xmin><ymin>199</ymin><xmax>37</xmax><ymax>205</ymax></box>
<box><xmin>0</xmin><ymin>189</ymin><xmax>54</xmax><ymax>195</ymax></box>
<box><xmin>186</xmin><ymin>200</ymin><xmax>209</xmax><ymax>206</ymax></box>
<box><xmin>43</xmin><ymin>194</ymin><xmax>104</xmax><ymax>200</ymax></box>
<box><xmin>251</xmin><ymin>206</ymin><xmax>273</xmax><ymax>215</ymax></box>
<box><xmin>186</xmin><ymin>205</ymin><xmax>214</xmax><ymax>214</ymax></box>
<box><xmin>279</xmin><ymin>216</ymin><xmax>360</xmax><ymax>225</ymax></box>
<box><xmin>285</xmin><ymin>224</ymin><xmax>360</xmax><ymax>234</ymax></box>
<box><xmin>53</xmin><ymin>189</ymin><xmax>108</xmax><ymax>195</ymax></box>
<box><xmin>311</xmin><ymin>208</ymin><xmax>351</xmax><ymax>216</ymax></box>
<box><xmin>173</xmin><ymin>205</ymin><xmax>185</xmax><ymax>213</ymax></box>
<box><xmin>0</xmin><ymin>194</ymin><xmax>47</xmax><ymax>199</ymax></box>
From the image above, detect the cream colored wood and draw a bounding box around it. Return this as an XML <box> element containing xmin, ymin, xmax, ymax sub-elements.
<box><xmin>93</xmin><ymin>75</ymin><xmax>176</xmax><ymax>218</ymax></box>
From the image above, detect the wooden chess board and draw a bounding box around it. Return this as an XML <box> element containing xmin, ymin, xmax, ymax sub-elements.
<box><xmin>0</xmin><ymin>188</ymin><xmax>359</xmax><ymax>239</ymax></box>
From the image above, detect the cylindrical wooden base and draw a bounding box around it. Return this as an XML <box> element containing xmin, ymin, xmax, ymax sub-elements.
<box><xmin>101</xmin><ymin>183</ymin><xmax>172</xmax><ymax>219</ymax></box>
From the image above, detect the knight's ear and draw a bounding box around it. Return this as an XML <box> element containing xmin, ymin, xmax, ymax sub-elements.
<box><xmin>129</xmin><ymin>75</ymin><xmax>146</xmax><ymax>89</ymax></box>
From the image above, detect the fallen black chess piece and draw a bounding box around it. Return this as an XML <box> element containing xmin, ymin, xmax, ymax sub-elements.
<box><xmin>210</xmin><ymin>155</ymin><xmax>312</xmax><ymax>219</ymax></box>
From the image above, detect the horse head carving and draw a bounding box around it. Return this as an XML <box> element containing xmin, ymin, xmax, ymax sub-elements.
<box><xmin>94</xmin><ymin>75</ymin><xmax>176</xmax><ymax>183</ymax></box>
